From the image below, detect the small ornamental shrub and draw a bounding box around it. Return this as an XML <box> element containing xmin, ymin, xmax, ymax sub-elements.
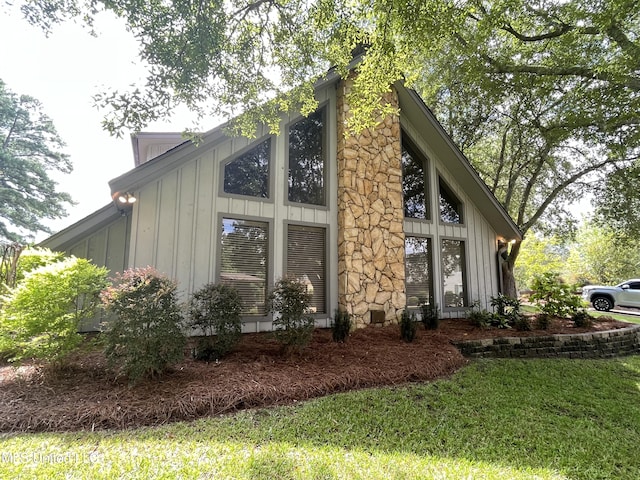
<box><xmin>513</xmin><ymin>315</ymin><xmax>533</xmax><ymax>331</ymax></box>
<box><xmin>420</xmin><ymin>303</ymin><xmax>439</xmax><ymax>330</ymax></box>
<box><xmin>268</xmin><ymin>278</ymin><xmax>315</xmax><ymax>351</ymax></box>
<box><xmin>490</xmin><ymin>294</ymin><xmax>521</xmax><ymax>326</ymax></box>
<box><xmin>537</xmin><ymin>313</ymin><xmax>552</xmax><ymax>330</ymax></box>
<box><xmin>0</xmin><ymin>257</ymin><xmax>108</xmax><ymax>363</ymax></box>
<box><xmin>188</xmin><ymin>283</ymin><xmax>243</xmax><ymax>361</ymax></box>
<box><xmin>101</xmin><ymin>267</ymin><xmax>186</xmax><ymax>382</ymax></box>
<box><xmin>331</xmin><ymin>309</ymin><xmax>352</xmax><ymax>343</ymax></box>
<box><xmin>572</xmin><ymin>309</ymin><xmax>594</xmax><ymax>328</ymax></box>
<box><xmin>531</xmin><ymin>273</ymin><xmax>583</xmax><ymax>318</ymax></box>
<box><xmin>400</xmin><ymin>310</ymin><xmax>417</xmax><ymax>342</ymax></box>
<box><xmin>466</xmin><ymin>301</ymin><xmax>493</xmax><ymax>329</ymax></box>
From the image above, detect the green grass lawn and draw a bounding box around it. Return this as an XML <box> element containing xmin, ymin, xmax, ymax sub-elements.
<box><xmin>2</xmin><ymin>356</ymin><xmax>640</xmax><ymax>479</ymax></box>
<box><xmin>521</xmin><ymin>304</ymin><xmax>640</xmax><ymax>324</ymax></box>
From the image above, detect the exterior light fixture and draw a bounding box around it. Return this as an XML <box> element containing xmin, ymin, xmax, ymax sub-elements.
<box><xmin>117</xmin><ymin>192</ymin><xmax>137</xmax><ymax>204</ymax></box>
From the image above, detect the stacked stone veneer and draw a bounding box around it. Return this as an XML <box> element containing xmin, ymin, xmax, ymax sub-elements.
<box><xmin>336</xmin><ymin>79</ymin><xmax>406</xmax><ymax>328</ymax></box>
<box><xmin>453</xmin><ymin>324</ymin><xmax>640</xmax><ymax>358</ymax></box>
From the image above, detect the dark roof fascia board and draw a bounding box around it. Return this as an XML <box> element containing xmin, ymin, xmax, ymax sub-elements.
<box><xmin>397</xmin><ymin>84</ymin><xmax>522</xmax><ymax>240</ymax></box>
<box><xmin>38</xmin><ymin>204</ymin><xmax>122</xmax><ymax>251</ymax></box>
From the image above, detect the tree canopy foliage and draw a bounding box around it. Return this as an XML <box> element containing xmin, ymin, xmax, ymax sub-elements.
<box><xmin>15</xmin><ymin>0</ymin><xmax>639</xmax><ymax>137</ymax></box>
<box><xmin>12</xmin><ymin>0</ymin><xmax>640</xmax><ymax>293</ymax></box>
<box><xmin>0</xmin><ymin>79</ymin><xmax>73</xmax><ymax>242</ymax></box>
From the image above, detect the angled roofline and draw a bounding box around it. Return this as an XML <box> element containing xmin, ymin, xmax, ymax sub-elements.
<box><xmin>109</xmin><ymin>72</ymin><xmax>343</xmax><ymax>198</ymax></box>
<box><xmin>38</xmin><ymin>203</ymin><xmax>123</xmax><ymax>251</ymax></box>
<box><xmin>396</xmin><ymin>84</ymin><xmax>522</xmax><ymax>240</ymax></box>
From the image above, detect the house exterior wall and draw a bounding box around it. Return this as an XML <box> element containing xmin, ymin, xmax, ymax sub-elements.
<box><xmin>401</xmin><ymin>117</ymin><xmax>501</xmax><ymax>319</ymax></box>
<box><xmin>127</xmin><ymin>84</ymin><xmax>339</xmax><ymax>333</ymax></box>
<box><xmin>125</xmin><ymin>81</ymin><xmax>505</xmax><ymax>329</ymax></box>
<box><xmin>62</xmin><ymin>214</ymin><xmax>130</xmax><ymax>331</ymax></box>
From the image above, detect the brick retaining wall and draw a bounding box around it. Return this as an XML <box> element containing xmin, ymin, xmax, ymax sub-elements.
<box><xmin>453</xmin><ymin>324</ymin><xmax>640</xmax><ymax>359</ymax></box>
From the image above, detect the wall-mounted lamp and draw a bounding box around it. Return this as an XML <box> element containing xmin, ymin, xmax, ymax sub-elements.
<box><xmin>117</xmin><ymin>192</ymin><xmax>137</xmax><ymax>204</ymax></box>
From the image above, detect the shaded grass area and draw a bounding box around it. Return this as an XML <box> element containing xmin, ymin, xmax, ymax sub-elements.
<box><xmin>2</xmin><ymin>356</ymin><xmax>640</xmax><ymax>479</ymax></box>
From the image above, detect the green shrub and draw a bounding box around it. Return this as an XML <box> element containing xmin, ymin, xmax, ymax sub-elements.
<box><xmin>187</xmin><ymin>283</ymin><xmax>243</xmax><ymax>361</ymax></box>
<box><xmin>268</xmin><ymin>278</ymin><xmax>315</xmax><ymax>351</ymax></box>
<box><xmin>331</xmin><ymin>309</ymin><xmax>352</xmax><ymax>343</ymax></box>
<box><xmin>537</xmin><ymin>313</ymin><xmax>552</xmax><ymax>330</ymax></box>
<box><xmin>530</xmin><ymin>272</ymin><xmax>583</xmax><ymax>318</ymax></box>
<box><xmin>14</xmin><ymin>247</ymin><xmax>65</xmax><ymax>284</ymax></box>
<box><xmin>513</xmin><ymin>315</ymin><xmax>533</xmax><ymax>331</ymax></box>
<box><xmin>466</xmin><ymin>301</ymin><xmax>493</xmax><ymax>329</ymax></box>
<box><xmin>420</xmin><ymin>303</ymin><xmax>439</xmax><ymax>330</ymax></box>
<box><xmin>101</xmin><ymin>267</ymin><xmax>186</xmax><ymax>382</ymax></box>
<box><xmin>0</xmin><ymin>256</ymin><xmax>108</xmax><ymax>363</ymax></box>
<box><xmin>572</xmin><ymin>309</ymin><xmax>594</xmax><ymax>328</ymax></box>
<box><xmin>400</xmin><ymin>310</ymin><xmax>417</xmax><ymax>342</ymax></box>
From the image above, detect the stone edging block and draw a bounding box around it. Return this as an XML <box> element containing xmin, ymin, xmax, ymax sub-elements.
<box><xmin>453</xmin><ymin>324</ymin><xmax>640</xmax><ymax>359</ymax></box>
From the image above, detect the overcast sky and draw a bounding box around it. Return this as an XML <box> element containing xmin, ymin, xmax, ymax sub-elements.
<box><xmin>0</xmin><ymin>6</ymin><xmax>199</xmax><ymax>241</ymax></box>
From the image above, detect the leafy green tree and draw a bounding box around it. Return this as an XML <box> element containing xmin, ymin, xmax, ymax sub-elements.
<box><xmin>565</xmin><ymin>222</ymin><xmax>640</xmax><ymax>285</ymax></box>
<box><xmin>15</xmin><ymin>1</ymin><xmax>639</xmax><ymax>135</ymax></box>
<box><xmin>0</xmin><ymin>256</ymin><xmax>109</xmax><ymax>362</ymax></box>
<box><xmin>0</xmin><ymin>79</ymin><xmax>73</xmax><ymax>242</ymax></box>
<box><xmin>514</xmin><ymin>235</ymin><xmax>567</xmax><ymax>291</ymax></box>
<box><xmin>593</xmin><ymin>162</ymin><xmax>640</xmax><ymax>239</ymax></box>
<box><xmin>14</xmin><ymin>0</ymin><xmax>640</xmax><ymax>293</ymax></box>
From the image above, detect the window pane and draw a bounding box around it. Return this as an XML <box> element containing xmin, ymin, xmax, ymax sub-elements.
<box><xmin>405</xmin><ymin>236</ymin><xmax>433</xmax><ymax>307</ymax></box>
<box><xmin>402</xmin><ymin>140</ymin><xmax>429</xmax><ymax>219</ymax></box>
<box><xmin>439</xmin><ymin>178</ymin><xmax>463</xmax><ymax>223</ymax></box>
<box><xmin>288</xmin><ymin>108</ymin><xmax>325</xmax><ymax>205</ymax></box>
<box><xmin>287</xmin><ymin>225</ymin><xmax>326</xmax><ymax>314</ymax></box>
<box><xmin>441</xmin><ymin>239</ymin><xmax>467</xmax><ymax>308</ymax></box>
<box><xmin>224</xmin><ymin>138</ymin><xmax>270</xmax><ymax>198</ymax></box>
<box><xmin>220</xmin><ymin>218</ymin><xmax>268</xmax><ymax>315</ymax></box>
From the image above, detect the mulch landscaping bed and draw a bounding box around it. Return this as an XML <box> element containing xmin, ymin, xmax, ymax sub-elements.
<box><xmin>0</xmin><ymin>316</ymin><xmax>631</xmax><ymax>433</ymax></box>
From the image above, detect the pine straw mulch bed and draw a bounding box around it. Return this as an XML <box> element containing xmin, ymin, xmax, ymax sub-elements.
<box><xmin>0</xmin><ymin>316</ymin><xmax>631</xmax><ymax>433</ymax></box>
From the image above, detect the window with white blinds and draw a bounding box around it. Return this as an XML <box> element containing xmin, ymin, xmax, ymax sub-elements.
<box><xmin>405</xmin><ymin>236</ymin><xmax>434</xmax><ymax>307</ymax></box>
<box><xmin>220</xmin><ymin>218</ymin><xmax>268</xmax><ymax>315</ymax></box>
<box><xmin>286</xmin><ymin>225</ymin><xmax>326</xmax><ymax>314</ymax></box>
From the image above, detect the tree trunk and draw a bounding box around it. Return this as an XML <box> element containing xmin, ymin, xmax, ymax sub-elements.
<box><xmin>500</xmin><ymin>239</ymin><xmax>521</xmax><ymax>298</ymax></box>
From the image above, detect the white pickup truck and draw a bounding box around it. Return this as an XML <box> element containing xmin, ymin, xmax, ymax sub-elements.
<box><xmin>582</xmin><ymin>279</ymin><xmax>640</xmax><ymax>311</ymax></box>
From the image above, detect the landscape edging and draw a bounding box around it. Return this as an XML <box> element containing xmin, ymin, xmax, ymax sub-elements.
<box><xmin>452</xmin><ymin>324</ymin><xmax>640</xmax><ymax>359</ymax></box>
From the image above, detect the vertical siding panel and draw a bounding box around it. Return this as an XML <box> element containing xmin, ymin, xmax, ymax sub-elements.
<box><xmin>155</xmin><ymin>173</ymin><xmax>178</xmax><ymax>276</ymax></box>
<box><xmin>176</xmin><ymin>160</ymin><xmax>197</xmax><ymax>294</ymax></box>
<box><xmin>194</xmin><ymin>153</ymin><xmax>215</xmax><ymax>288</ymax></box>
<box><xmin>106</xmin><ymin>216</ymin><xmax>128</xmax><ymax>275</ymax></box>
<box><xmin>466</xmin><ymin>207</ymin><xmax>479</xmax><ymax>304</ymax></box>
<box><xmin>68</xmin><ymin>241</ymin><xmax>88</xmax><ymax>259</ymax></box>
<box><xmin>87</xmin><ymin>231</ymin><xmax>106</xmax><ymax>265</ymax></box>
<box><xmin>132</xmin><ymin>183</ymin><xmax>158</xmax><ymax>267</ymax></box>
<box><xmin>486</xmin><ymin>225</ymin><xmax>498</xmax><ymax>298</ymax></box>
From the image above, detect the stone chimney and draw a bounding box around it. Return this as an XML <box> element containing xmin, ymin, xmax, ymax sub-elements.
<box><xmin>336</xmin><ymin>78</ymin><xmax>406</xmax><ymax>327</ymax></box>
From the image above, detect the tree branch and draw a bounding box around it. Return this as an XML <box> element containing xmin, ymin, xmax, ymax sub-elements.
<box><xmin>521</xmin><ymin>157</ymin><xmax>624</xmax><ymax>233</ymax></box>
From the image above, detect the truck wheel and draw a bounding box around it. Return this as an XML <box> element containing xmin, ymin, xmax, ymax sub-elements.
<box><xmin>592</xmin><ymin>296</ymin><xmax>613</xmax><ymax>311</ymax></box>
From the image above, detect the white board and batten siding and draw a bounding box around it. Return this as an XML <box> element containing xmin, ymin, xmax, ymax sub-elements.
<box><xmin>127</xmin><ymin>84</ymin><xmax>339</xmax><ymax>333</ymax></box>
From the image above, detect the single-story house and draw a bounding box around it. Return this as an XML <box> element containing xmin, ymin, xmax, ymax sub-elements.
<box><xmin>41</xmin><ymin>73</ymin><xmax>522</xmax><ymax>332</ymax></box>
